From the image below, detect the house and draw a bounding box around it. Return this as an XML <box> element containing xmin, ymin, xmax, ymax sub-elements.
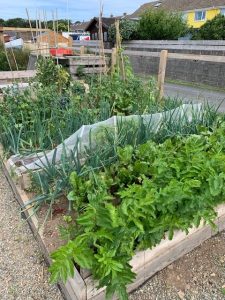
<box><xmin>70</xmin><ymin>21</ymin><xmax>90</xmax><ymax>33</ymax></box>
<box><xmin>130</xmin><ymin>0</ymin><xmax>225</xmax><ymax>28</ymax></box>
<box><xmin>85</xmin><ymin>17</ymin><xmax>119</xmax><ymax>41</ymax></box>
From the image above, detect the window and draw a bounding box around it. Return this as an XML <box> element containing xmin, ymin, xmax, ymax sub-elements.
<box><xmin>220</xmin><ymin>8</ymin><xmax>225</xmax><ymax>16</ymax></box>
<box><xmin>195</xmin><ymin>11</ymin><xmax>206</xmax><ymax>21</ymax></box>
<box><xmin>103</xmin><ymin>31</ymin><xmax>108</xmax><ymax>41</ymax></box>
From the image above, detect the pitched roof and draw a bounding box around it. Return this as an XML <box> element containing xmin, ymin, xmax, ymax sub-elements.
<box><xmin>85</xmin><ymin>17</ymin><xmax>120</xmax><ymax>31</ymax></box>
<box><xmin>70</xmin><ymin>21</ymin><xmax>90</xmax><ymax>31</ymax></box>
<box><xmin>131</xmin><ymin>0</ymin><xmax>225</xmax><ymax>17</ymax></box>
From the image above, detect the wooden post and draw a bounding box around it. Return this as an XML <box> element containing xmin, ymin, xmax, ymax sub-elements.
<box><xmin>158</xmin><ymin>50</ymin><xmax>168</xmax><ymax>100</ymax></box>
<box><xmin>80</xmin><ymin>46</ymin><xmax>85</xmax><ymax>55</ymax></box>
<box><xmin>111</xmin><ymin>47</ymin><xmax>117</xmax><ymax>74</ymax></box>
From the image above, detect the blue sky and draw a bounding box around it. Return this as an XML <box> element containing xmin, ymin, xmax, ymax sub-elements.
<box><xmin>0</xmin><ymin>0</ymin><xmax>153</xmax><ymax>21</ymax></box>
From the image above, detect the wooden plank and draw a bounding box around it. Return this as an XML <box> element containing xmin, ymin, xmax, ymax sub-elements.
<box><xmin>69</xmin><ymin>66</ymin><xmax>106</xmax><ymax>74</ymax></box>
<box><xmin>158</xmin><ymin>50</ymin><xmax>168</xmax><ymax>100</ymax></box>
<box><xmin>123</xmin><ymin>50</ymin><xmax>225</xmax><ymax>63</ymax></box>
<box><xmin>0</xmin><ymin>70</ymin><xmax>36</xmax><ymax>80</ymax></box>
<box><xmin>3</xmin><ymin>27</ymin><xmax>50</xmax><ymax>32</ymax></box>
<box><xmin>85</xmin><ymin>204</ymin><xmax>225</xmax><ymax>300</ymax></box>
<box><xmin>168</xmin><ymin>52</ymin><xmax>225</xmax><ymax>63</ymax></box>
<box><xmin>123</xmin><ymin>40</ymin><xmax>225</xmax><ymax>46</ymax></box>
<box><xmin>0</xmin><ymin>147</ymin><xmax>87</xmax><ymax>300</ymax></box>
<box><xmin>72</xmin><ymin>47</ymin><xmax>112</xmax><ymax>55</ymax></box>
<box><xmin>69</xmin><ymin>58</ymin><xmax>106</xmax><ymax>66</ymax></box>
<box><xmin>123</xmin><ymin>44</ymin><xmax>225</xmax><ymax>52</ymax></box>
<box><xmin>73</xmin><ymin>46</ymin><xmax>225</xmax><ymax>64</ymax></box>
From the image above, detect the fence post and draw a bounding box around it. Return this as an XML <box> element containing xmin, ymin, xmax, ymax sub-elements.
<box><xmin>111</xmin><ymin>47</ymin><xmax>117</xmax><ymax>74</ymax></box>
<box><xmin>158</xmin><ymin>50</ymin><xmax>168</xmax><ymax>100</ymax></box>
<box><xmin>80</xmin><ymin>46</ymin><xmax>85</xmax><ymax>55</ymax></box>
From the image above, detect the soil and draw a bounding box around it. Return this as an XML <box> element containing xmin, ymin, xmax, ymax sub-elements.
<box><xmin>37</xmin><ymin>198</ymin><xmax>69</xmax><ymax>253</ymax></box>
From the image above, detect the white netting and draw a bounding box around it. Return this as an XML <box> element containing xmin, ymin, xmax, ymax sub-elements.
<box><xmin>15</xmin><ymin>103</ymin><xmax>202</xmax><ymax>173</ymax></box>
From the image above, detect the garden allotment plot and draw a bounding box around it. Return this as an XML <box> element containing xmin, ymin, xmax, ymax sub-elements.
<box><xmin>0</xmin><ymin>57</ymin><xmax>224</xmax><ymax>300</ymax></box>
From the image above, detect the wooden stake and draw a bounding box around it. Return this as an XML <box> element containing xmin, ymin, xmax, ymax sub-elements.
<box><xmin>26</xmin><ymin>8</ymin><xmax>34</xmax><ymax>42</ymax></box>
<box><xmin>111</xmin><ymin>47</ymin><xmax>117</xmax><ymax>74</ymax></box>
<box><xmin>115</xmin><ymin>20</ymin><xmax>126</xmax><ymax>81</ymax></box>
<box><xmin>158</xmin><ymin>50</ymin><xmax>168</xmax><ymax>100</ymax></box>
<box><xmin>98</xmin><ymin>1</ymin><xmax>106</xmax><ymax>75</ymax></box>
<box><xmin>80</xmin><ymin>46</ymin><xmax>85</xmax><ymax>55</ymax></box>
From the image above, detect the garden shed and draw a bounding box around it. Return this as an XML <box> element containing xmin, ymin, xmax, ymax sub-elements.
<box><xmin>85</xmin><ymin>17</ymin><xmax>118</xmax><ymax>42</ymax></box>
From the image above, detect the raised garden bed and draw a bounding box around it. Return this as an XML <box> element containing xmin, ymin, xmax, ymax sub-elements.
<box><xmin>2</xmin><ymin>146</ymin><xmax>225</xmax><ymax>300</ymax></box>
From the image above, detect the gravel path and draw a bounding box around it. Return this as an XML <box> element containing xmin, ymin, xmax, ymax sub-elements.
<box><xmin>1</xmin><ymin>168</ymin><xmax>225</xmax><ymax>300</ymax></box>
<box><xmin>0</xmin><ymin>170</ymin><xmax>63</xmax><ymax>300</ymax></box>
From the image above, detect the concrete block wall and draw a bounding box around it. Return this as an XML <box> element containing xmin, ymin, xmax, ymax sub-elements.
<box><xmin>124</xmin><ymin>41</ymin><xmax>225</xmax><ymax>88</ymax></box>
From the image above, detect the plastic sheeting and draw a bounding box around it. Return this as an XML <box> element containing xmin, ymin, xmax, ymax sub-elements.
<box><xmin>16</xmin><ymin>103</ymin><xmax>202</xmax><ymax>173</ymax></box>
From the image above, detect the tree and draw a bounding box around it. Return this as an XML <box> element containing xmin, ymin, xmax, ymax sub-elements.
<box><xmin>4</xmin><ymin>18</ymin><xmax>29</xmax><ymax>27</ymax></box>
<box><xmin>138</xmin><ymin>9</ymin><xmax>188</xmax><ymax>40</ymax></box>
<box><xmin>108</xmin><ymin>19</ymin><xmax>139</xmax><ymax>42</ymax></box>
<box><xmin>192</xmin><ymin>14</ymin><xmax>225</xmax><ymax>40</ymax></box>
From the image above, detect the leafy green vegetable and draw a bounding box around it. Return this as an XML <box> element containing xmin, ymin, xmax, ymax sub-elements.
<box><xmin>50</xmin><ymin>122</ymin><xmax>225</xmax><ymax>299</ymax></box>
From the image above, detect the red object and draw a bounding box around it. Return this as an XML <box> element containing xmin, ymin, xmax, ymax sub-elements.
<box><xmin>50</xmin><ymin>48</ymin><xmax>73</xmax><ymax>57</ymax></box>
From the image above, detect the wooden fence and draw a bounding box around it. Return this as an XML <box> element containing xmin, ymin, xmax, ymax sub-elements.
<box><xmin>73</xmin><ymin>41</ymin><xmax>225</xmax><ymax>98</ymax></box>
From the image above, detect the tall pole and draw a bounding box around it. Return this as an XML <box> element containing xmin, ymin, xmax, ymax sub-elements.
<box><xmin>67</xmin><ymin>0</ymin><xmax>70</xmax><ymax>33</ymax></box>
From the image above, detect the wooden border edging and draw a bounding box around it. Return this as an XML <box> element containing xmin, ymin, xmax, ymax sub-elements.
<box><xmin>0</xmin><ymin>70</ymin><xmax>36</xmax><ymax>81</ymax></box>
<box><xmin>0</xmin><ymin>150</ymin><xmax>86</xmax><ymax>300</ymax></box>
<box><xmin>2</xmin><ymin>147</ymin><xmax>225</xmax><ymax>300</ymax></box>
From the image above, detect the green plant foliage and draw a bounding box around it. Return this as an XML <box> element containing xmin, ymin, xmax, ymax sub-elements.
<box><xmin>192</xmin><ymin>14</ymin><xmax>225</xmax><ymax>40</ymax></box>
<box><xmin>108</xmin><ymin>20</ymin><xmax>139</xmax><ymax>42</ymax></box>
<box><xmin>86</xmin><ymin>74</ymin><xmax>160</xmax><ymax>115</ymax></box>
<box><xmin>50</xmin><ymin>119</ymin><xmax>225</xmax><ymax>299</ymax></box>
<box><xmin>35</xmin><ymin>57</ymin><xmax>71</xmax><ymax>92</ymax></box>
<box><xmin>28</xmin><ymin>104</ymin><xmax>218</xmax><ymax>212</ymax></box>
<box><xmin>138</xmin><ymin>9</ymin><xmax>188</xmax><ymax>40</ymax></box>
<box><xmin>0</xmin><ymin>17</ymin><xmax>72</xmax><ymax>30</ymax></box>
<box><xmin>0</xmin><ymin>81</ymin><xmax>88</xmax><ymax>155</ymax></box>
<box><xmin>0</xmin><ymin>42</ymin><xmax>30</xmax><ymax>71</ymax></box>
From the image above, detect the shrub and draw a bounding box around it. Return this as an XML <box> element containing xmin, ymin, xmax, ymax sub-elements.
<box><xmin>192</xmin><ymin>14</ymin><xmax>225</xmax><ymax>40</ymax></box>
<box><xmin>35</xmin><ymin>57</ymin><xmax>70</xmax><ymax>92</ymax></box>
<box><xmin>138</xmin><ymin>9</ymin><xmax>188</xmax><ymax>40</ymax></box>
<box><xmin>108</xmin><ymin>19</ymin><xmax>139</xmax><ymax>42</ymax></box>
